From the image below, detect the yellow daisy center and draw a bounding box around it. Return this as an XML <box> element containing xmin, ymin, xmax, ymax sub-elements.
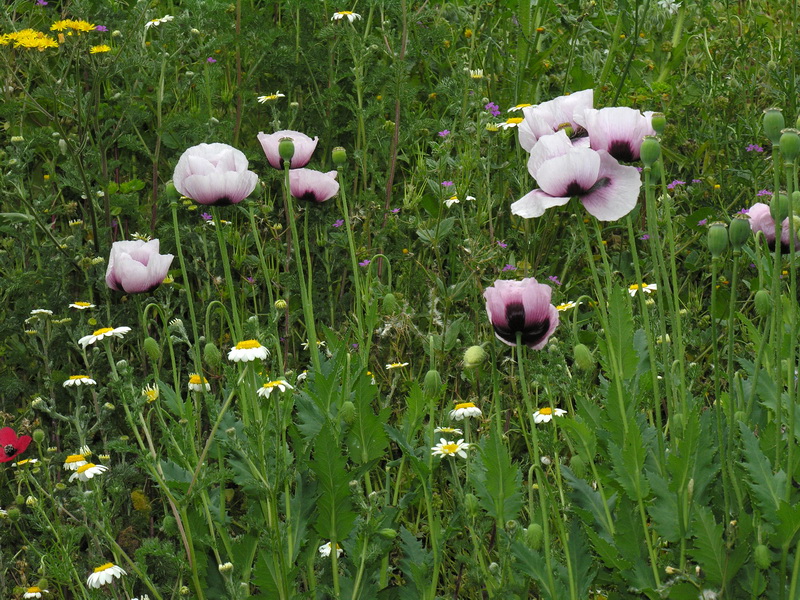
<box><xmin>515</xmin><ymin>103</ymin><xmax>532</xmax><ymax>109</ymax></box>
<box><xmin>65</xmin><ymin>454</ymin><xmax>85</xmax><ymax>463</ymax></box>
<box><xmin>538</xmin><ymin>407</ymin><xmax>553</xmax><ymax>416</ymax></box>
<box><xmin>27</xmin><ymin>587</ymin><xmax>42</xmax><ymax>593</ymax></box>
<box><xmin>92</xmin><ymin>327</ymin><xmax>114</xmax><ymax>336</ymax></box>
<box><xmin>438</xmin><ymin>427</ymin><xmax>458</xmax><ymax>433</ymax></box>
<box><xmin>94</xmin><ymin>562</ymin><xmax>114</xmax><ymax>573</ymax></box>
<box><xmin>69</xmin><ymin>375</ymin><xmax>88</xmax><ymax>380</ymax></box>
<box><xmin>339</xmin><ymin>11</ymin><xmax>354</xmax><ymax>14</ymax></box>
<box><xmin>189</xmin><ymin>374</ymin><xmax>207</xmax><ymax>384</ymax></box>
<box><xmin>441</xmin><ymin>443</ymin><xmax>459</xmax><ymax>454</ymax></box>
<box><xmin>235</xmin><ymin>339</ymin><xmax>262</xmax><ymax>349</ymax></box>
<box><xmin>74</xmin><ymin>301</ymin><xmax>91</xmax><ymax>307</ymax></box>
<box><xmin>262</xmin><ymin>381</ymin><xmax>280</xmax><ymax>388</ymax></box>
<box><xmin>76</xmin><ymin>463</ymin><xmax>96</xmax><ymax>474</ymax></box>
<box><xmin>454</xmin><ymin>402</ymin><xmax>476</xmax><ymax>410</ymax></box>
<box><xmin>506</xmin><ymin>117</ymin><xmax>524</xmax><ymax>125</ymax></box>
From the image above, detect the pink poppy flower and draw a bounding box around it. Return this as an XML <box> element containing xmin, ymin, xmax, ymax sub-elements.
<box><xmin>580</xmin><ymin>107</ymin><xmax>656</xmax><ymax>162</ymax></box>
<box><xmin>0</xmin><ymin>427</ymin><xmax>31</xmax><ymax>463</ymax></box>
<box><xmin>172</xmin><ymin>143</ymin><xmax>258</xmax><ymax>205</ymax></box>
<box><xmin>106</xmin><ymin>239</ymin><xmax>174</xmax><ymax>293</ymax></box>
<box><xmin>748</xmin><ymin>202</ymin><xmax>800</xmax><ymax>252</ymax></box>
<box><xmin>512</xmin><ymin>138</ymin><xmax>641</xmax><ymax>221</ymax></box>
<box><xmin>257</xmin><ymin>130</ymin><xmax>319</xmax><ymax>169</ymax></box>
<box><xmin>289</xmin><ymin>169</ymin><xmax>339</xmax><ymax>203</ymax></box>
<box><xmin>518</xmin><ymin>89</ymin><xmax>593</xmax><ymax>152</ymax></box>
<box><xmin>484</xmin><ymin>278</ymin><xmax>559</xmax><ymax>349</ymax></box>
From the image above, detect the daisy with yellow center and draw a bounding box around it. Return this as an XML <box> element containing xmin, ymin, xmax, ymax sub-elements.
<box><xmin>78</xmin><ymin>326</ymin><xmax>131</xmax><ymax>348</ymax></box>
<box><xmin>256</xmin><ymin>380</ymin><xmax>294</xmax><ymax>398</ymax></box>
<box><xmin>144</xmin><ymin>15</ymin><xmax>174</xmax><ymax>30</ymax></box>
<box><xmin>556</xmin><ymin>301</ymin><xmax>577</xmax><ymax>312</ymax></box>
<box><xmin>449</xmin><ymin>402</ymin><xmax>482</xmax><ymax>421</ymax></box>
<box><xmin>385</xmin><ymin>362</ymin><xmax>409</xmax><ymax>370</ymax></box>
<box><xmin>87</xmin><ymin>563</ymin><xmax>126</xmax><ymax>588</ymax></box>
<box><xmin>24</xmin><ymin>586</ymin><xmax>48</xmax><ymax>598</ymax></box>
<box><xmin>69</xmin><ymin>462</ymin><xmax>108</xmax><ymax>482</ymax></box>
<box><xmin>628</xmin><ymin>283</ymin><xmax>658</xmax><ymax>296</ymax></box>
<box><xmin>69</xmin><ymin>301</ymin><xmax>95</xmax><ymax>310</ymax></box>
<box><xmin>90</xmin><ymin>44</ymin><xmax>111</xmax><ymax>54</ymax></box>
<box><xmin>228</xmin><ymin>339</ymin><xmax>269</xmax><ymax>362</ymax></box>
<box><xmin>63</xmin><ymin>375</ymin><xmax>97</xmax><ymax>387</ymax></box>
<box><xmin>469</xmin><ymin>69</ymin><xmax>484</xmax><ymax>79</ymax></box>
<box><xmin>318</xmin><ymin>541</ymin><xmax>343</xmax><ymax>557</ymax></box>
<box><xmin>258</xmin><ymin>92</ymin><xmax>285</xmax><ymax>103</ymax></box>
<box><xmin>30</xmin><ymin>309</ymin><xmax>53</xmax><ymax>317</ymax></box>
<box><xmin>431</xmin><ymin>438</ymin><xmax>469</xmax><ymax>458</ymax></box>
<box><xmin>13</xmin><ymin>459</ymin><xmax>39</xmax><ymax>467</ymax></box>
<box><xmin>498</xmin><ymin>117</ymin><xmax>525</xmax><ymax>129</ymax></box>
<box><xmin>63</xmin><ymin>454</ymin><xmax>88</xmax><ymax>470</ymax></box>
<box><xmin>434</xmin><ymin>426</ymin><xmax>463</xmax><ymax>435</ymax></box>
<box><xmin>508</xmin><ymin>103</ymin><xmax>532</xmax><ymax>112</ymax></box>
<box><xmin>331</xmin><ymin>11</ymin><xmax>362</xmax><ymax>22</ymax></box>
<box><xmin>142</xmin><ymin>383</ymin><xmax>159</xmax><ymax>402</ymax></box>
<box><xmin>188</xmin><ymin>374</ymin><xmax>211</xmax><ymax>392</ymax></box>
<box><xmin>69</xmin><ymin>219</ymin><xmax>83</xmax><ymax>227</ymax></box>
<box><xmin>533</xmin><ymin>407</ymin><xmax>567</xmax><ymax>424</ymax></box>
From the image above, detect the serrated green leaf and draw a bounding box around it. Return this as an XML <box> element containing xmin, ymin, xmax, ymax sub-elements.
<box><xmin>738</xmin><ymin>423</ymin><xmax>785</xmax><ymax>523</ymax></box>
<box><xmin>398</xmin><ymin>527</ymin><xmax>431</xmax><ymax>599</ymax></box>
<box><xmin>346</xmin><ymin>376</ymin><xmax>389</xmax><ymax>465</ymax></box>
<box><xmin>775</xmin><ymin>500</ymin><xmax>800</xmax><ymax>547</ymax></box>
<box><xmin>311</xmin><ymin>425</ymin><xmax>356</xmax><ymax>542</ymax></box>
<box><xmin>689</xmin><ymin>506</ymin><xmax>725</xmax><ymax>586</ymax></box>
<box><xmin>562</xmin><ymin>466</ymin><xmax>615</xmax><ymax>540</ymax></box>
<box><xmin>566</xmin><ymin>520</ymin><xmax>596</xmax><ymax>598</ymax></box>
<box><xmin>646</xmin><ymin>469</ymin><xmax>681</xmax><ymax>542</ymax></box>
<box><xmin>609</xmin><ymin>420</ymin><xmax>650</xmax><ymax>501</ymax></box>
<box><xmin>598</xmin><ymin>285</ymin><xmax>637</xmax><ymax>380</ymax></box>
<box><xmin>472</xmin><ymin>429</ymin><xmax>523</xmax><ymax>524</ymax></box>
<box><xmin>583</xmin><ymin>523</ymin><xmax>633</xmax><ymax>572</ymax></box>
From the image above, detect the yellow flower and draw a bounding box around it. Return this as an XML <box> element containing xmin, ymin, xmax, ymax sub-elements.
<box><xmin>498</xmin><ymin>117</ymin><xmax>524</xmax><ymax>129</ymax></box>
<box><xmin>556</xmin><ymin>301</ymin><xmax>577</xmax><ymax>312</ymax></box>
<box><xmin>142</xmin><ymin>383</ymin><xmax>159</xmax><ymax>402</ymax></box>
<box><xmin>69</xmin><ymin>301</ymin><xmax>95</xmax><ymax>310</ymax></box>
<box><xmin>63</xmin><ymin>454</ymin><xmax>88</xmax><ymax>471</ymax></box>
<box><xmin>90</xmin><ymin>44</ymin><xmax>111</xmax><ymax>54</ymax></box>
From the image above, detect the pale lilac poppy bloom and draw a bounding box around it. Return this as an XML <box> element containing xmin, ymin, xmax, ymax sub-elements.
<box><xmin>518</xmin><ymin>89</ymin><xmax>593</xmax><ymax>152</ymax></box>
<box><xmin>512</xmin><ymin>138</ymin><xmax>642</xmax><ymax>222</ymax></box>
<box><xmin>580</xmin><ymin>107</ymin><xmax>656</xmax><ymax>162</ymax></box>
<box><xmin>257</xmin><ymin>130</ymin><xmax>319</xmax><ymax>169</ymax></box>
<box><xmin>748</xmin><ymin>202</ymin><xmax>800</xmax><ymax>252</ymax></box>
<box><xmin>172</xmin><ymin>143</ymin><xmax>258</xmax><ymax>206</ymax></box>
<box><xmin>289</xmin><ymin>169</ymin><xmax>339</xmax><ymax>203</ymax></box>
<box><xmin>483</xmin><ymin>277</ymin><xmax>559</xmax><ymax>349</ymax></box>
<box><xmin>106</xmin><ymin>239</ymin><xmax>174</xmax><ymax>293</ymax></box>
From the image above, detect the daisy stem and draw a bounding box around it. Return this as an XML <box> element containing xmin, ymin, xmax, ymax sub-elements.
<box><xmin>211</xmin><ymin>207</ymin><xmax>242</xmax><ymax>340</ymax></box>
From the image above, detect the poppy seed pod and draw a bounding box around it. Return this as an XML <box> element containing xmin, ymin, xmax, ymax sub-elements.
<box><xmin>707</xmin><ymin>222</ymin><xmax>728</xmax><ymax>258</ymax></box>
<box><xmin>278</xmin><ymin>137</ymin><xmax>295</xmax><ymax>163</ymax></box>
<box><xmin>763</xmin><ymin>108</ymin><xmax>785</xmax><ymax>145</ymax></box>
<box><xmin>639</xmin><ymin>136</ymin><xmax>661</xmax><ymax>167</ymax></box>
<box><xmin>728</xmin><ymin>215</ymin><xmax>751</xmax><ymax>250</ymax></box>
<box><xmin>780</xmin><ymin>128</ymin><xmax>800</xmax><ymax>162</ymax></box>
<box><xmin>770</xmin><ymin>193</ymin><xmax>789</xmax><ymax>223</ymax></box>
<box><xmin>754</xmin><ymin>290</ymin><xmax>771</xmax><ymax>317</ymax></box>
<box><xmin>332</xmin><ymin>146</ymin><xmax>347</xmax><ymax>166</ymax></box>
<box><xmin>650</xmin><ymin>112</ymin><xmax>666</xmax><ymax>135</ymax></box>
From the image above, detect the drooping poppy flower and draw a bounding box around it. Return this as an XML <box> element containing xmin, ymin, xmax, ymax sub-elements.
<box><xmin>0</xmin><ymin>427</ymin><xmax>32</xmax><ymax>463</ymax></box>
<box><xmin>580</xmin><ymin>107</ymin><xmax>656</xmax><ymax>162</ymax></box>
<box><xmin>748</xmin><ymin>202</ymin><xmax>800</xmax><ymax>252</ymax></box>
<box><xmin>257</xmin><ymin>130</ymin><xmax>318</xmax><ymax>169</ymax></box>
<box><xmin>106</xmin><ymin>239</ymin><xmax>174</xmax><ymax>293</ymax></box>
<box><xmin>518</xmin><ymin>89</ymin><xmax>593</xmax><ymax>152</ymax></box>
<box><xmin>483</xmin><ymin>278</ymin><xmax>559</xmax><ymax>349</ymax></box>
<box><xmin>512</xmin><ymin>135</ymin><xmax>641</xmax><ymax>221</ymax></box>
<box><xmin>172</xmin><ymin>143</ymin><xmax>258</xmax><ymax>205</ymax></box>
<box><xmin>289</xmin><ymin>168</ymin><xmax>339</xmax><ymax>203</ymax></box>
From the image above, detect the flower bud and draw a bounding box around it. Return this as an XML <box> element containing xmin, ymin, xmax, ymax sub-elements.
<box><xmin>505</xmin><ymin>519</ymin><xmax>518</xmax><ymax>532</ymax></box>
<box><xmin>382</xmin><ymin>292</ymin><xmax>399</xmax><ymax>314</ymax></box>
<box><xmin>650</xmin><ymin>112</ymin><xmax>666</xmax><ymax>135</ymax></box>
<box><xmin>143</xmin><ymin>336</ymin><xmax>161</xmax><ymax>362</ymax></box>
<box><xmin>32</xmin><ymin>429</ymin><xmax>45</xmax><ymax>444</ymax></box>
<box><xmin>734</xmin><ymin>411</ymin><xmax>747</xmax><ymax>423</ymax></box>
<box><xmin>463</xmin><ymin>345</ymin><xmax>487</xmax><ymax>369</ymax></box>
<box><xmin>707</xmin><ymin>222</ymin><xmax>728</xmax><ymax>258</ymax></box>
<box><xmin>278</xmin><ymin>137</ymin><xmax>295</xmax><ymax>163</ymax></box>
<box><xmin>378</xmin><ymin>528</ymin><xmax>397</xmax><ymax>539</ymax></box>
<box><xmin>423</xmin><ymin>369</ymin><xmax>442</xmax><ymax>398</ymax></box>
<box><xmin>755</xmin><ymin>544</ymin><xmax>771</xmax><ymax>569</ymax></box>
<box><xmin>180</xmin><ymin>586</ymin><xmax>190</xmax><ymax>595</ymax></box>
<box><xmin>639</xmin><ymin>136</ymin><xmax>661</xmax><ymax>167</ymax></box>
<box><xmin>165</xmin><ymin>181</ymin><xmax>180</xmax><ymax>201</ymax></box>
<box><xmin>525</xmin><ymin>523</ymin><xmax>543</xmax><ymax>550</ymax></box>
<box><xmin>780</xmin><ymin>128</ymin><xmax>800</xmax><ymax>162</ymax></box>
<box><xmin>332</xmin><ymin>146</ymin><xmax>347</xmax><ymax>166</ymax></box>
<box><xmin>26</xmin><ymin>496</ymin><xmax>37</xmax><ymax>507</ymax></box>
<box><xmin>763</xmin><ymin>108</ymin><xmax>785</xmax><ymax>145</ymax></box>
<box><xmin>7</xmin><ymin>508</ymin><xmax>21</xmax><ymax>522</ymax></box>
<box><xmin>275</xmin><ymin>298</ymin><xmax>287</xmax><ymax>310</ymax></box>
<box><xmin>218</xmin><ymin>562</ymin><xmax>234</xmax><ymax>574</ymax></box>
<box><xmin>728</xmin><ymin>215</ymin><xmax>751</xmax><ymax>250</ymax></box>
<box><xmin>204</xmin><ymin>342</ymin><xmax>222</xmax><ymax>368</ymax></box>
<box><xmin>340</xmin><ymin>400</ymin><xmax>356</xmax><ymax>424</ymax></box>
<box><xmin>464</xmin><ymin>492</ymin><xmax>479</xmax><ymax>517</ymax></box>
<box><xmin>771</xmin><ymin>193</ymin><xmax>789</xmax><ymax>222</ymax></box>
<box><xmin>488</xmin><ymin>562</ymin><xmax>500</xmax><ymax>574</ymax></box>
<box><xmin>55</xmin><ymin>483</ymin><xmax>66</xmax><ymax>491</ymax></box>
<box><xmin>573</xmin><ymin>344</ymin><xmax>595</xmax><ymax>371</ymax></box>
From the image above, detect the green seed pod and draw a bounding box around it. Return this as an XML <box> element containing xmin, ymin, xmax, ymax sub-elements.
<box><xmin>650</xmin><ymin>112</ymin><xmax>666</xmax><ymax>135</ymax></box>
<box><xmin>728</xmin><ymin>215</ymin><xmax>751</xmax><ymax>250</ymax></box>
<box><xmin>464</xmin><ymin>493</ymin><xmax>480</xmax><ymax>517</ymax></box>
<box><xmin>463</xmin><ymin>345</ymin><xmax>487</xmax><ymax>369</ymax></box>
<box><xmin>15</xmin><ymin>495</ymin><xmax>24</xmax><ymax>506</ymax></box>
<box><xmin>780</xmin><ymin>128</ymin><xmax>800</xmax><ymax>162</ymax></box>
<box><xmin>640</xmin><ymin>136</ymin><xmax>661</xmax><ymax>167</ymax></box>
<box><xmin>707</xmin><ymin>222</ymin><xmax>728</xmax><ymax>258</ymax></box>
<box><xmin>525</xmin><ymin>523</ymin><xmax>544</xmax><ymax>550</ymax></box>
<box><xmin>377</xmin><ymin>528</ymin><xmax>397</xmax><ymax>540</ymax></box>
<box><xmin>754</xmin><ymin>544</ymin><xmax>772</xmax><ymax>569</ymax></box>
<box><xmin>143</xmin><ymin>336</ymin><xmax>161</xmax><ymax>362</ymax></box>
<box><xmin>771</xmin><ymin>193</ymin><xmax>789</xmax><ymax>222</ymax></box>
<box><xmin>763</xmin><ymin>108</ymin><xmax>785</xmax><ymax>145</ymax></box>
<box><xmin>278</xmin><ymin>137</ymin><xmax>295</xmax><ymax>163</ymax></box>
<box><xmin>573</xmin><ymin>344</ymin><xmax>595</xmax><ymax>371</ymax></box>
<box><xmin>340</xmin><ymin>400</ymin><xmax>356</xmax><ymax>424</ymax></box>
<box><xmin>569</xmin><ymin>454</ymin><xmax>587</xmax><ymax>479</ymax></box>
<box><xmin>32</xmin><ymin>429</ymin><xmax>45</xmax><ymax>444</ymax></box>
<box><xmin>754</xmin><ymin>289</ymin><xmax>772</xmax><ymax>317</ymax></box>
<box><xmin>423</xmin><ymin>369</ymin><xmax>442</xmax><ymax>398</ymax></box>
<box><xmin>204</xmin><ymin>341</ymin><xmax>222</xmax><ymax>368</ymax></box>
<box><xmin>7</xmin><ymin>508</ymin><xmax>21</xmax><ymax>522</ymax></box>
<box><xmin>332</xmin><ymin>146</ymin><xmax>347</xmax><ymax>166</ymax></box>
<box><xmin>382</xmin><ymin>292</ymin><xmax>399</xmax><ymax>314</ymax></box>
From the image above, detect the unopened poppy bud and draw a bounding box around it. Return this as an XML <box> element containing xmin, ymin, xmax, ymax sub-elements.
<box><xmin>573</xmin><ymin>343</ymin><xmax>595</xmax><ymax>371</ymax></box>
<box><xmin>278</xmin><ymin>137</ymin><xmax>295</xmax><ymax>163</ymax></box>
<box><xmin>332</xmin><ymin>146</ymin><xmax>347</xmax><ymax>166</ymax></box>
<box><xmin>770</xmin><ymin>193</ymin><xmax>789</xmax><ymax>222</ymax></box>
<box><xmin>525</xmin><ymin>523</ymin><xmax>543</xmax><ymax>550</ymax></box>
<box><xmin>505</xmin><ymin>519</ymin><xmax>518</xmax><ymax>532</ymax></box>
<box><xmin>382</xmin><ymin>292</ymin><xmax>399</xmax><ymax>314</ymax></box>
<box><xmin>340</xmin><ymin>400</ymin><xmax>356</xmax><ymax>424</ymax></box>
<box><xmin>423</xmin><ymin>369</ymin><xmax>442</xmax><ymax>397</ymax></box>
<box><xmin>378</xmin><ymin>528</ymin><xmax>397</xmax><ymax>539</ymax></box>
<box><xmin>7</xmin><ymin>508</ymin><xmax>21</xmax><ymax>522</ymax></box>
<box><xmin>143</xmin><ymin>336</ymin><xmax>161</xmax><ymax>362</ymax></box>
<box><xmin>464</xmin><ymin>492</ymin><xmax>479</xmax><ymax>516</ymax></box>
<box><xmin>780</xmin><ymin>128</ymin><xmax>800</xmax><ymax>161</ymax></box>
<box><xmin>763</xmin><ymin>108</ymin><xmax>785</xmax><ymax>145</ymax></box>
<box><xmin>275</xmin><ymin>298</ymin><xmax>287</xmax><ymax>310</ymax></box>
<box><xmin>650</xmin><ymin>112</ymin><xmax>666</xmax><ymax>134</ymax></box>
<box><xmin>32</xmin><ymin>429</ymin><xmax>45</xmax><ymax>444</ymax></box>
<box><xmin>728</xmin><ymin>215</ymin><xmax>751</xmax><ymax>250</ymax></box>
<box><xmin>707</xmin><ymin>222</ymin><xmax>728</xmax><ymax>258</ymax></box>
<box><xmin>569</xmin><ymin>454</ymin><xmax>586</xmax><ymax>478</ymax></box>
<box><xmin>15</xmin><ymin>495</ymin><xmax>24</xmax><ymax>505</ymax></box>
<box><xmin>640</xmin><ymin>136</ymin><xmax>661</xmax><ymax>167</ymax></box>
<box><xmin>463</xmin><ymin>345</ymin><xmax>487</xmax><ymax>368</ymax></box>
<box><xmin>204</xmin><ymin>342</ymin><xmax>222</xmax><ymax>368</ymax></box>
<box><xmin>734</xmin><ymin>411</ymin><xmax>747</xmax><ymax>423</ymax></box>
<box><xmin>754</xmin><ymin>544</ymin><xmax>772</xmax><ymax>569</ymax></box>
<box><xmin>165</xmin><ymin>181</ymin><xmax>180</xmax><ymax>201</ymax></box>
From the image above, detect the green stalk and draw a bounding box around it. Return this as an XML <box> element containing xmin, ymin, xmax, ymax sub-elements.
<box><xmin>710</xmin><ymin>256</ymin><xmax>731</xmax><ymax>520</ymax></box>
<box><xmin>337</xmin><ymin>164</ymin><xmax>366</xmax><ymax>360</ymax></box>
<box><xmin>211</xmin><ymin>207</ymin><xmax>242</xmax><ymax>339</ymax></box>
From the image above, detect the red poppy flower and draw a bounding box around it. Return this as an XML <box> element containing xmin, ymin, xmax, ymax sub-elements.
<box><xmin>0</xmin><ymin>427</ymin><xmax>32</xmax><ymax>463</ymax></box>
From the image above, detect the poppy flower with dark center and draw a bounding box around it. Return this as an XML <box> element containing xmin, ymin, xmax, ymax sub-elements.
<box><xmin>257</xmin><ymin>130</ymin><xmax>319</xmax><ymax>170</ymax></box>
<box><xmin>580</xmin><ymin>107</ymin><xmax>656</xmax><ymax>162</ymax></box>
<box><xmin>518</xmin><ymin>88</ymin><xmax>594</xmax><ymax>153</ymax></box>
<box><xmin>172</xmin><ymin>143</ymin><xmax>258</xmax><ymax>206</ymax></box>
<box><xmin>289</xmin><ymin>169</ymin><xmax>339</xmax><ymax>203</ymax></box>
<box><xmin>483</xmin><ymin>278</ymin><xmax>559</xmax><ymax>349</ymax></box>
<box><xmin>105</xmin><ymin>239</ymin><xmax>174</xmax><ymax>294</ymax></box>
<box><xmin>0</xmin><ymin>427</ymin><xmax>31</xmax><ymax>463</ymax></box>
<box><xmin>748</xmin><ymin>202</ymin><xmax>800</xmax><ymax>252</ymax></box>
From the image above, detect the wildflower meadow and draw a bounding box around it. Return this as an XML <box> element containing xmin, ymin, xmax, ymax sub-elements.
<box><xmin>2</xmin><ymin>0</ymin><xmax>800</xmax><ymax>598</ymax></box>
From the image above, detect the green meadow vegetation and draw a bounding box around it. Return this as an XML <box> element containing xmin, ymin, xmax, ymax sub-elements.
<box><xmin>1</xmin><ymin>0</ymin><xmax>799</xmax><ymax>598</ymax></box>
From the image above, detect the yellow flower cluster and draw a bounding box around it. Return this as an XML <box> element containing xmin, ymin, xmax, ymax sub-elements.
<box><xmin>0</xmin><ymin>29</ymin><xmax>59</xmax><ymax>50</ymax></box>
<box><xmin>50</xmin><ymin>19</ymin><xmax>96</xmax><ymax>34</ymax></box>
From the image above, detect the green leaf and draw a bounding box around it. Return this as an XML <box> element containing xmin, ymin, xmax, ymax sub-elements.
<box><xmin>397</xmin><ymin>527</ymin><xmax>432</xmax><ymax>599</ymax></box>
<box><xmin>738</xmin><ymin>423</ymin><xmax>785</xmax><ymax>523</ymax></box>
<box><xmin>0</xmin><ymin>212</ymin><xmax>34</xmax><ymax>224</ymax></box>
<box><xmin>598</xmin><ymin>285</ymin><xmax>637</xmax><ymax>380</ymax></box>
<box><xmin>416</xmin><ymin>217</ymin><xmax>455</xmax><ymax>244</ymax></box>
<box><xmin>472</xmin><ymin>429</ymin><xmax>523</xmax><ymax>523</ymax></box>
<box><xmin>346</xmin><ymin>376</ymin><xmax>389</xmax><ymax>465</ymax></box>
<box><xmin>608</xmin><ymin>420</ymin><xmax>650</xmax><ymax>501</ymax></box>
<box><xmin>311</xmin><ymin>425</ymin><xmax>356</xmax><ymax>542</ymax></box>
<box><xmin>689</xmin><ymin>507</ymin><xmax>725</xmax><ymax>586</ymax></box>
<box><xmin>566</xmin><ymin>520</ymin><xmax>596</xmax><ymax>598</ymax></box>
<box><xmin>562</xmin><ymin>465</ymin><xmax>615</xmax><ymax>540</ymax></box>
<box><xmin>775</xmin><ymin>500</ymin><xmax>800</xmax><ymax>547</ymax></box>
<box><xmin>646</xmin><ymin>469</ymin><xmax>681</xmax><ymax>542</ymax></box>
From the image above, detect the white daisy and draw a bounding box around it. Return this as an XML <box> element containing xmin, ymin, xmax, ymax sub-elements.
<box><xmin>385</xmin><ymin>362</ymin><xmax>409</xmax><ymax>370</ymax></box>
<box><xmin>87</xmin><ymin>563</ymin><xmax>126</xmax><ymax>588</ymax></box>
<box><xmin>507</xmin><ymin>103</ymin><xmax>533</xmax><ymax>112</ymax></box>
<box><xmin>63</xmin><ymin>375</ymin><xmax>97</xmax><ymax>387</ymax></box>
<box><xmin>144</xmin><ymin>15</ymin><xmax>174</xmax><ymax>30</ymax></box>
<box><xmin>331</xmin><ymin>11</ymin><xmax>362</xmax><ymax>22</ymax></box>
<box><xmin>188</xmin><ymin>374</ymin><xmax>211</xmax><ymax>392</ymax></box>
<box><xmin>256</xmin><ymin>380</ymin><xmax>294</xmax><ymax>398</ymax></box>
<box><xmin>69</xmin><ymin>463</ymin><xmax>109</xmax><ymax>482</ymax></box>
<box><xmin>556</xmin><ymin>301</ymin><xmax>578</xmax><ymax>312</ymax></box>
<box><xmin>628</xmin><ymin>283</ymin><xmax>658</xmax><ymax>296</ymax></box>
<box><xmin>13</xmin><ymin>459</ymin><xmax>39</xmax><ymax>467</ymax></box>
<box><xmin>532</xmin><ymin>407</ymin><xmax>567</xmax><ymax>424</ymax></box>
<box><xmin>434</xmin><ymin>427</ymin><xmax>463</xmax><ymax>435</ymax></box>
<box><xmin>449</xmin><ymin>402</ymin><xmax>482</xmax><ymax>420</ymax></box>
<box><xmin>69</xmin><ymin>301</ymin><xmax>95</xmax><ymax>310</ymax></box>
<box><xmin>469</xmin><ymin>69</ymin><xmax>484</xmax><ymax>79</ymax></box>
<box><xmin>63</xmin><ymin>454</ymin><xmax>88</xmax><ymax>470</ymax></box>
<box><xmin>228</xmin><ymin>340</ymin><xmax>269</xmax><ymax>362</ymax></box>
<box><xmin>30</xmin><ymin>309</ymin><xmax>53</xmax><ymax>317</ymax></box>
<box><xmin>23</xmin><ymin>587</ymin><xmax>48</xmax><ymax>598</ymax></box>
<box><xmin>301</xmin><ymin>340</ymin><xmax>327</xmax><ymax>350</ymax></box>
<box><xmin>498</xmin><ymin>117</ymin><xmax>525</xmax><ymax>129</ymax></box>
<box><xmin>78</xmin><ymin>326</ymin><xmax>131</xmax><ymax>348</ymax></box>
<box><xmin>258</xmin><ymin>92</ymin><xmax>285</xmax><ymax>103</ymax></box>
<box><xmin>431</xmin><ymin>438</ymin><xmax>469</xmax><ymax>458</ymax></box>
<box><xmin>318</xmin><ymin>541</ymin><xmax>343</xmax><ymax>557</ymax></box>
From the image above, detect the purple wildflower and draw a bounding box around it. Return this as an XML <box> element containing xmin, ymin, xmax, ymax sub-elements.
<box><xmin>746</xmin><ymin>144</ymin><xmax>764</xmax><ymax>153</ymax></box>
<box><xmin>441</xmin><ymin>180</ymin><xmax>454</xmax><ymax>187</ymax></box>
<box><xmin>35</xmin><ymin>0</ymin><xmax>48</xmax><ymax>5</ymax></box>
<box><xmin>636</xmin><ymin>166</ymin><xmax>643</xmax><ymax>173</ymax></box>
<box><xmin>207</xmin><ymin>57</ymin><xmax>217</xmax><ymax>63</ymax></box>
<box><xmin>639</xmin><ymin>234</ymin><xmax>650</xmax><ymax>240</ymax></box>
<box><xmin>757</xmin><ymin>189</ymin><xmax>771</xmax><ymax>196</ymax></box>
<box><xmin>548</xmin><ymin>275</ymin><xmax>562</xmax><ymax>286</ymax></box>
<box><xmin>737</xmin><ymin>208</ymin><xmax>749</xmax><ymax>214</ymax></box>
<box><xmin>391</xmin><ymin>208</ymin><xmax>400</xmax><ymax>213</ymax></box>
<box><xmin>484</xmin><ymin>102</ymin><xmax>501</xmax><ymax>117</ymax></box>
<box><xmin>95</xmin><ymin>25</ymin><xmax>108</xmax><ymax>31</ymax></box>
<box><xmin>666</xmin><ymin>179</ymin><xmax>686</xmax><ymax>190</ymax></box>
<box><xmin>245</xmin><ymin>276</ymin><xmax>255</xmax><ymax>284</ymax></box>
<box><xmin>201</xmin><ymin>212</ymin><xmax>213</xmax><ymax>221</ymax></box>
<box><xmin>698</xmin><ymin>219</ymin><xmax>708</xmax><ymax>226</ymax></box>
<box><xmin>333</xmin><ymin>219</ymin><xmax>344</xmax><ymax>228</ymax></box>
<box><xmin>691</xmin><ymin>179</ymin><xmax>702</xmax><ymax>183</ymax></box>
<box><xmin>502</xmin><ymin>264</ymin><xmax>516</xmax><ymax>272</ymax></box>
<box><xmin>359</xmin><ymin>259</ymin><xmax>370</xmax><ymax>267</ymax></box>
<box><xmin>438</xmin><ymin>130</ymin><xmax>450</xmax><ymax>137</ymax></box>
<box><xmin>497</xmin><ymin>241</ymin><xmax>508</xmax><ymax>249</ymax></box>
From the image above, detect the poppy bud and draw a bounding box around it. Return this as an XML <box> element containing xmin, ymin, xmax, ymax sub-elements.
<box><xmin>650</xmin><ymin>112</ymin><xmax>666</xmax><ymax>135</ymax></box>
<box><xmin>378</xmin><ymin>528</ymin><xmax>397</xmax><ymax>539</ymax></box>
<box><xmin>382</xmin><ymin>292</ymin><xmax>399</xmax><ymax>314</ymax></box>
<box><xmin>278</xmin><ymin>137</ymin><xmax>295</xmax><ymax>163</ymax></box>
<box><xmin>332</xmin><ymin>146</ymin><xmax>347</xmax><ymax>166</ymax></box>
<box><xmin>525</xmin><ymin>523</ymin><xmax>543</xmax><ymax>550</ymax></box>
<box><xmin>143</xmin><ymin>336</ymin><xmax>161</xmax><ymax>362</ymax></box>
<box><xmin>204</xmin><ymin>342</ymin><xmax>222</xmax><ymax>368</ymax></box>
<box><xmin>763</xmin><ymin>108</ymin><xmax>785</xmax><ymax>145</ymax></box>
<box><xmin>770</xmin><ymin>193</ymin><xmax>789</xmax><ymax>222</ymax></box>
<box><xmin>423</xmin><ymin>369</ymin><xmax>442</xmax><ymax>398</ymax></box>
<box><xmin>754</xmin><ymin>544</ymin><xmax>772</xmax><ymax>569</ymax></box>
<box><xmin>463</xmin><ymin>345</ymin><xmax>487</xmax><ymax>368</ymax></box>
<box><xmin>780</xmin><ymin>128</ymin><xmax>800</xmax><ymax>162</ymax></box>
<box><xmin>728</xmin><ymin>215</ymin><xmax>751</xmax><ymax>250</ymax></box>
<box><xmin>707</xmin><ymin>222</ymin><xmax>728</xmax><ymax>258</ymax></box>
<box><xmin>640</xmin><ymin>136</ymin><xmax>661</xmax><ymax>168</ymax></box>
<box><xmin>573</xmin><ymin>344</ymin><xmax>595</xmax><ymax>371</ymax></box>
<box><xmin>32</xmin><ymin>429</ymin><xmax>45</xmax><ymax>444</ymax></box>
<box><xmin>165</xmin><ymin>181</ymin><xmax>180</xmax><ymax>201</ymax></box>
<box><xmin>340</xmin><ymin>400</ymin><xmax>356</xmax><ymax>424</ymax></box>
